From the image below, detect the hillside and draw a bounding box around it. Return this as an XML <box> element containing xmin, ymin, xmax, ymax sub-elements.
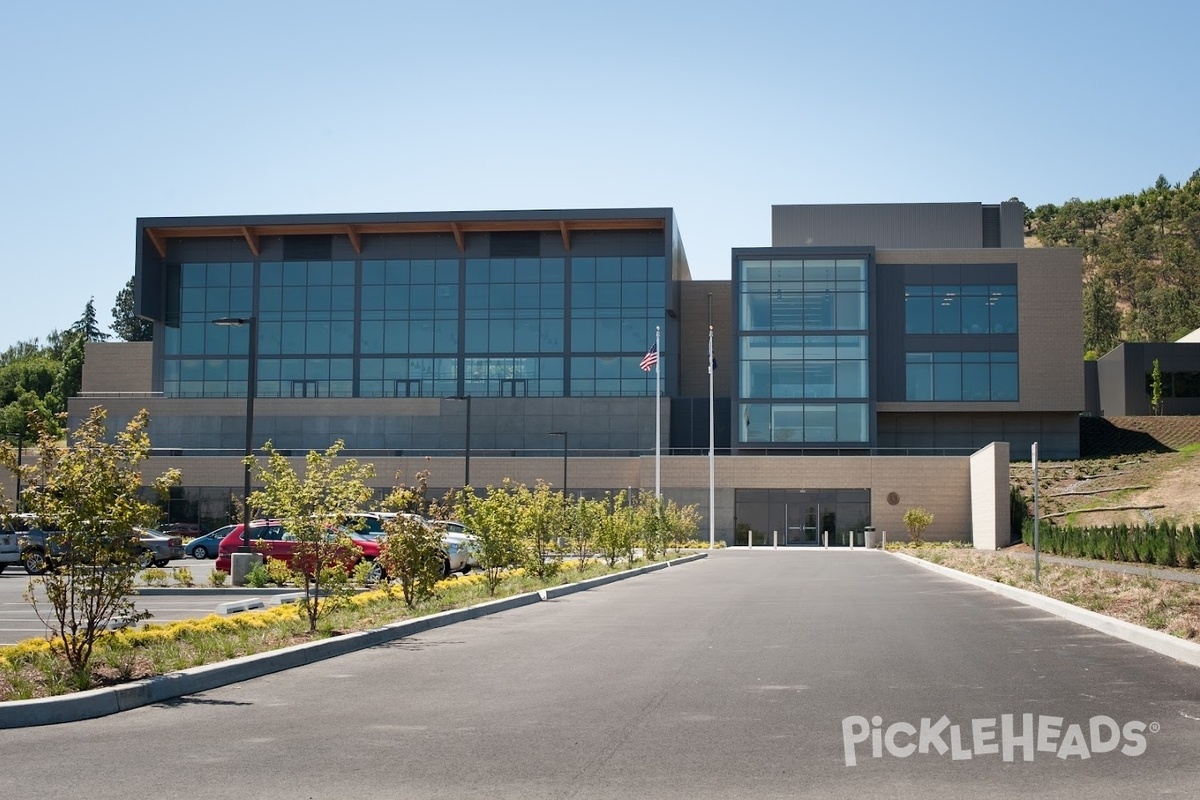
<box><xmin>1012</xmin><ymin>416</ymin><xmax>1200</xmax><ymax>528</ymax></box>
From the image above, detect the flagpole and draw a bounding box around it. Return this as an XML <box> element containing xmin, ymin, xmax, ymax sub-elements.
<box><xmin>708</xmin><ymin>324</ymin><xmax>715</xmax><ymax>549</ymax></box>
<box><xmin>654</xmin><ymin>325</ymin><xmax>661</xmax><ymax>501</ymax></box>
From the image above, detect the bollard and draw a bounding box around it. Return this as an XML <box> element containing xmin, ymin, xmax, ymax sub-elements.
<box><xmin>823</xmin><ymin>530</ymin><xmax>828</xmax><ymax>550</ymax></box>
<box><xmin>882</xmin><ymin>530</ymin><xmax>887</xmax><ymax>548</ymax></box>
<box><xmin>748</xmin><ymin>528</ymin><xmax>753</xmax><ymax>549</ymax></box>
<box><xmin>773</xmin><ymin>530</ymin><xmax>778</xmax><ymax>549</ymax></box>
<box><xmin>849</xmin><ymin>530</ymin><xmax>855</xmax><ymax>550</ymax></box>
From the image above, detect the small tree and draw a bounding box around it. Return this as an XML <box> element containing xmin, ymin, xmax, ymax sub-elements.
<box><xmin>572</xmin><ymin>496</ymin><xmax>602</xmax><ymax>570</ymax></box>
<box><xmin>247</xmin><ymin>440</ymin><xmax>375</xmax><ymax>632</ymax></box>
<box><xmin>0</xmin><ymin>406</ymin><xmax>179</xmax><ymax>687</ymax></box>
<box><xmin>456</xmin><ymin>481</ymin><xmax>525</xmax><ymax>596</ymax></box>
<box><xmin>378</xmin><ymin>472</ymin><xmax>445</xmax><ymax>608</ymax></box>
<box><xmin>1150</xmin><ymin>358</ymin><xmax>1163</xmax><ymax>415</ymax></box>
<box><xmin>903</xmin><ymin>507</ymin><xmax>934</xmax><ymax>545</ymax></box>
<box><xmin>519</xmin><ymin>480</ymin><xmax>562</xmax><ymax>580</ymax></box>
<box><xmin>595</xmin><ymin>491</ymin><xmax>636</xmax><ymax>567</ymax></box>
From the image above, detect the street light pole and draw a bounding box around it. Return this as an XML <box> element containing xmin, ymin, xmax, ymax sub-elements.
<box><xmin>214</xmin><ymin>316</ymin><xmax>257</xmax><ymax>553</ymax></box>
<box><xmin>549</xmin><ymin>431</ymin><xmax>567</xmax><ymax>500</ymax></box>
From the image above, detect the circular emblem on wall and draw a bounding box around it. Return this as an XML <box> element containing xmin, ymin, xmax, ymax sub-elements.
<box><xmin>887</xmin><ymin>492</ymin><xmax>900</xmax><ymax>506</ymax></box>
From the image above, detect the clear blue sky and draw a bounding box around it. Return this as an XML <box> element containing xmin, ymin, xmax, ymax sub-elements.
<box><xmin>1</xmin><ymin>0</ymin><xmax>1197</xmax><ymax>349</ymax></box>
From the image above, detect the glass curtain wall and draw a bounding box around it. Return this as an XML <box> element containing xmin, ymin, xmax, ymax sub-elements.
<box><xmin>162</xmin><ymin>245</ymin><xmax>668</xmax><ymax>399</ymax></box>
<box><xmin>736</xmin><ymin>256</ymin><xmax>870</xmax><ymax>446</ymax></box>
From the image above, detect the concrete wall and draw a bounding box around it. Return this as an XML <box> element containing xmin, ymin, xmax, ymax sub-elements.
<box><xmin>81</xmin><ymin>342</ymin><xmax>154</xmax><ymax>394</ymax></box>
<box><xmin>67</xmin><ymin>395</ymin><xmax>671</xmax><ymax>456</ymax></box>
<box><xmin>141</xmin><ymin>450</ymin><xmax>995</xmax><ymax>545</ymax></box>
<box><xmin>969</xmin><ymin>441</ymin><xmax>1010</xmax><ymax>550</ymax></box>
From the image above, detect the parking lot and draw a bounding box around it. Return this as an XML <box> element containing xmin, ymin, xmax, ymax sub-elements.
<box><xmin>0</xmin><ymin>556</ymin><xmax>267</xmax><ymax>646</ymax></box>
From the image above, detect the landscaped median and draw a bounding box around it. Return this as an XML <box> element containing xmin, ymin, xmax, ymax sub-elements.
<box><xmin>889</xmin><ymin>544</ymin><xmax>1200</xmax><ymax>668</ymax></box>
<box><xmin>0</xmin><ymin>552</ymin><xmax>708</xmax><ymax>728</ymax></box>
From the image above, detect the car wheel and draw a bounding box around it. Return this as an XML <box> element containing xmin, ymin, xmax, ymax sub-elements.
<box><xmin>365</xmin><ymin>560</ymin><xmax>385</xmax><ymax>584</ymax></box>
<box><xmin>154</xmin><ymin>559</ymin><xmax>170</xmax><ymax>568</ymax></box>
<box><xmin>460</xmin><ymin>563</ymin><xmax>471</xmax><ymax>575</ymax></box>
<box><xmin>138</xmin><ymin>550</ymin><xmax>154</xmax><ymax>569</ymax></box>
<box><xmin>192</xmin><ymin>545</ymin><xmax>209</xmax><ymax>560</ymax></box>
<box><xmin>23</xmin><ymin>549</ymin><xmax>48</xmax><ymax>575</ymax></box>
<box><xmin>0</xmin><ymin>564</ymin><xmax>6</xmax><ymax>574</ymax></box>
<box><xmin>440</xmin><ymin>557</ymin><xmax>452</xmax><ymax>579</ymax></box>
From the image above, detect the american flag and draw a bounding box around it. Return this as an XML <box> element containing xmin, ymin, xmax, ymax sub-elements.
<box><xmin>640</xmin><ymin>342</ymin><xmax>659</xmax><ymax>372</ymax></box>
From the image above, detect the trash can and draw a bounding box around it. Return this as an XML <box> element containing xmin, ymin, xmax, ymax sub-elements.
<box><xmin>864</xmin><ymin>526</ymin><xmax>877</xmax><ymax>549</ymax></box>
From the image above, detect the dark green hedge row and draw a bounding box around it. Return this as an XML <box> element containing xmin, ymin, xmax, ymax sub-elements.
<box><xmin>1022</xmin><ymin>519</ymin><xmax>1200</xmax><ymax>568</ymax></box>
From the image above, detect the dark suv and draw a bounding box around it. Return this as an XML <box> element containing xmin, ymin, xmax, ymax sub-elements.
<box><xmin>11</xmin><ymin>515</ymin><xmax>182</xmax><ymax>575</ymax></box>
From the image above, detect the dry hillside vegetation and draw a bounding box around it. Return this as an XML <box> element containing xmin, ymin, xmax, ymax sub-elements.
<box><xmin>1012</xmin><ymin>417</ymin><xmax>1200</xmax><ymax>528</ymax></box>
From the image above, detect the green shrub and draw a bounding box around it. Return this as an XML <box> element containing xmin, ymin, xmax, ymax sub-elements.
<box><xmin>172</xmin><ymin>567</ymin><xmax>194</xmax><ymax>587</ymax></box>
<box><xmin>209</xmin><ymin>570</ymin><xmax>229</xmax><ymax>587</ymax></box>
<box><xmin>142</xmin><ymin>568</ymin><xmax>169</xmax><ymax>586</ymax></box>
<box><xmin>265</xmin><ymin>558</ymin><xmax>297</xmax><ymax>586</ymax></box>
<box><xmin>245</xmin><ymin>564</ymin><xmax>270</xmax><ymax>588</ymax></box>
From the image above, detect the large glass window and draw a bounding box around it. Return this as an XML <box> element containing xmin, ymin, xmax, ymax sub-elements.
<box><xmin>568</xmin><ymin>255</ymin><xmax>665</xmax><ymax>397</ymax></box>
<box><xmin>905</xmin><ymin>284</ymin><xmax>1017</xmax><ymax>335</ymax></box>
<box><xmin>737</xmin><ymin>256</ymin><xmax>870</xmax><ymax>446</ymax></box>
<box><xmin>737</xmin><ymin>402</ymin><xmax>869</xmax><ymax>444</ymax></box>
<box><xmin>905</xmin><ymin>352</ymin><xmax>1018</xmax><ymax>401</ymax></box>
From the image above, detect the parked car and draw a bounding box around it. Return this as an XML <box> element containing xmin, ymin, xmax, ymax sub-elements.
<box><xmin>185</xmin><ymin>525</ymin><xmax>235</xmax><ymax>560</ymax></box>
<box><xmin>214</xmin><ymin>520</ymin><xmax>381</xmax><ymax>577</ymax></box>
<box><xmin>0</xmin><ymin>520</ymin><xmax>21</xmax><ymax>574</ymax></box>
<box><xmin>12</xmin><ymin>515</ymin><xmax>183</xmax><ymax>574</ymax></box>
<box><xmin>136</xmin><ymin>528</ymin><xmax>186</xmax><ymax>567</ymax></box>
<box><xmin>161</xmin><ymin>522</ymin><xmax>204</xmax><ymax>537</ymax></box>
<box><xmin>363</xmin><ymin>513</ymin><xmax>476</xmax><ymax>578</ymax></box>
<box><xmin>428</xmin><ymin>520</ymin><xmax>480</xmax><ymax>573</ymax></box>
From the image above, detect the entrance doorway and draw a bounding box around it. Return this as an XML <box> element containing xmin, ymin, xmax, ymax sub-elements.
<box><xmin>735</xmin><ymin>489</ymin><xmax>871</xmax><ymax>547</ymax></box>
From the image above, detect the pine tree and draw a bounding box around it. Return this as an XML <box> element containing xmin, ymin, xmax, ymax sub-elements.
<box><xmin>111</xmin><ymin>277</ymin><xmax>153</xmax><ymax>342</ymax></box>
<box><xmin>70</xmin><ymin>298</ymin><xmax>110</xmax><ymax>342</ymax></box>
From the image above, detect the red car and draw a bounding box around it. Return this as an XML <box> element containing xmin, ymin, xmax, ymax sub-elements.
<box><xmin>214</xmin><ymin>519</ymin><xmax>381</xmax><ymax>576</ymax></box>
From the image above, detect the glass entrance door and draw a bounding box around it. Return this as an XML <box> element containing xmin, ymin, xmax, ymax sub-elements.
<box><xmin>734</xmin><ymin>488</ymin><xmax>870</xmax><ymax>547</ymax></box>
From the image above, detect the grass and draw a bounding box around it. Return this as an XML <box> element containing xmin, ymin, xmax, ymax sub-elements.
<box><xmin>0</xmin><ymin>552</ymin><xmax>703</xmax><ymax>702</ymax></box>
<box><xmin>900</xmin><ymin>546</ymin><xmax>1200</xmax><ymax>642</ymax></box>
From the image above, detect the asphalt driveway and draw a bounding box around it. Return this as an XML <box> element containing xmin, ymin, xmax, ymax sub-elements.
<box><xmin>1</xmin><ymin>550</ymin><xmax>1198</xmax><ymax>799</ymax></box>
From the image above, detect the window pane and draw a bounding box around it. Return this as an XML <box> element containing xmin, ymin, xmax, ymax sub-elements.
<box><xmin>992</xmin><ymin>361</ymin><xmax>1019</xmax><ymax>400</ymax></box>
<box><xmin>905</xmin><ymin>293</ymin><xmax>932</xmax><ymax>334</ymax></box>
<box><xmin>835</xmin><ymin>291</ymin><xmax>866</xmax><ymax>330</ymax></box>
<box><xmin>906</xmin><ymin>356</ymin><xmax>932</xmax><ymax>400</ymax></box>
<box><xmin>932</xmin><ymin>286</ymin><xmax>960</xmax><ymax>334</ymax></box>
<box><xmin>991</xmin><ymin>289</ymin><xmax>1017</xmax><ymax>333</ymax></box>
<box><xmin>803</xmin><ymin>405</ymin><xmax>836</xmax><ymax>442</ymax></box>
<box><xmin>836</xmin><ymin>360</ymin><xmax>868</xmax><ymax>398</ymax></box>
<box><xmin>837</xmin><ymin>403</ymin><xmax>869</xmax><ymax>442</ymax></box>
<box><xmin>933</xmin><ymin>362</ymin><xmax>962</xmax><ymax>401</ymax></box>
<box><xmin>571</xmin><ymin>318</ymin><xmax>594</xmax><ymax>352</ymax></box>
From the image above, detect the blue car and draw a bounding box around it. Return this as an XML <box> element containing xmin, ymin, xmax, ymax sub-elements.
<box><xmin>185</xmin><ymin>525</ymin><xmax>235</xmax><ymax>560</ymax></box>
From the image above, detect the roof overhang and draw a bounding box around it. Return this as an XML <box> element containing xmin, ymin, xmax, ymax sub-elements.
<box><xmin>141</xmin><ymin>215</ymin><xmax>668</xmax><ymax>258</ymax></box>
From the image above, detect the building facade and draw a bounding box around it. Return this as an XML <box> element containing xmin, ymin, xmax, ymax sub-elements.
<box><xmin>68</xmin><ymin>203</ymin><xmax>1083</xmax><ymax>545</ymax></box>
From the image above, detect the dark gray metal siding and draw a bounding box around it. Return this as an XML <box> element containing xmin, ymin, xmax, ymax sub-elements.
<box><xmin>772</xmin><ymin>202</ymin><xmax>1026</xmax><ymax>250</ymax></box>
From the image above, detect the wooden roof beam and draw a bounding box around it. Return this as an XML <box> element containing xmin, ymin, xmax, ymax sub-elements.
<box><xmin>344</xmin><ymin>224</ymin><xmax>362</xmax><ymax>253</ymax></box>
<box><xmin>449</xmin><ymin>222</ymin><xmax>465</xmax><ymax>252</ymax></box>
<box><xmin>240</xmin><ymin>227</ymin><xmax>261</xmax><ymax>256</ymax></box>
<box><xmin>559</xmin><ymin>221</ymin><xmax>571</xmax><ymax>251</ymax></box>
<box><xmin>145</xmin><ymin>228</ymin><xmax>167</xmax><ymax>258</ymax></box>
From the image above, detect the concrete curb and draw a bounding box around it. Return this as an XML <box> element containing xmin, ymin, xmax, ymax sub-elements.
<box><xmin>0</xmin><ymin>553</ymin><xmax>707</xmax><ymax>729</ymax></box>
<box><xmin>890</xmin><ymin>551</ymin><xmax>1200</xmax><ymax>669</ymax></box>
